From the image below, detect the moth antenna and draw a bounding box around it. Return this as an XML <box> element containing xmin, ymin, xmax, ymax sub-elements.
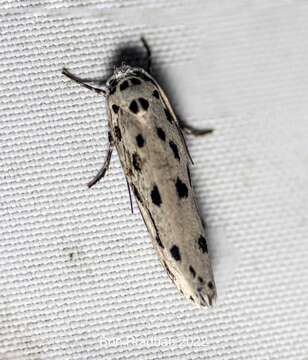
<box><xmin>140</xmin><ymin>36</ymin><xmax>152</xmax><ymax>72</ymax></box>
<box><xmin>126</xmin><ymin>178</ymin><xmax>134</xmax><ymax>214</ymax></box>
<box><xmin>62</xmin><ymin>68</ymin><xmax>107</xmax><ymax>96</ymax></box>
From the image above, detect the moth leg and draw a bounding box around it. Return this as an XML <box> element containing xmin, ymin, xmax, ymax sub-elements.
<box><xmin>88</xmin><ymin>132</ymin><xmax>114</xmax><ymax>188</ymax></box>
<box><xmin>62</xmin><ymin>68</ymin><xmax>107</xmax><ymax>96</ymax></box>
<box><xmin>72</xmin><ymin>77</ymin><xmax>107</xmax><ymax>86</ymax></box>
<box><xmin>126</xmin><ymin>178</ymin><xmax>134</xmax><ymax>214</ymax></box>
<box><xmin>141</xmin><ymin>37</ymin><xmax>152</xmax><ymax>72</ymax></box>
<box><xmin>179</xmin><ymin>119</ymin><xmax>214</xmax><ymax>137</ymax></box>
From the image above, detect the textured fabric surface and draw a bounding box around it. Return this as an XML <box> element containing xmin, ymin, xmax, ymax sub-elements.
<box><xmin>1</xmin><ymin>1</ymin><xmax>308</xmax><ymax>359</ymax></box>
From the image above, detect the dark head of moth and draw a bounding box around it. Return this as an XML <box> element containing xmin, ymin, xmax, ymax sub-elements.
<box><xmin>62</xmin><ymin>38</ymin><xmax>216</xmax><ymax>308</ymax></box>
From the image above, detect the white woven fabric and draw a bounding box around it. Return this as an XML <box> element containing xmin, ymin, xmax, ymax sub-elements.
<box><xmin>1</xmin><ymin>1</ymin><xmax>308</xmax><ymax>359</ymax></box>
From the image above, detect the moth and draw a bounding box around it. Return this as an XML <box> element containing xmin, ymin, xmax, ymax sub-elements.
<box><xmin>62</xmin><ymin>38</ymin><xmax>216</xmax><ymax>307</ymax></box>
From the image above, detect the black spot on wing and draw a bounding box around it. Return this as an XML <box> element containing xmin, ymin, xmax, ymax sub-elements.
<box><xmin>139</xmin><ymin>97</ymin><xmax>149</xmax><ymax>111</ymax></box>
<box><xmin>190</xmin><ymin>296</ymin><xmax>195</xmax><ymax>302</ymax></box>
<box><xmin>131</xmin><ymin>77</ymin><xmax>142</xmax><ymax>85</ymax></box>
<box><xmin>109</xmin><ymin>86</ymin><xmax>116</xmax><ymax>95</ymax></box>
<box><xmin>156</xmin><ymin>235</ymin><xmax>164</xmax><ymax>249</ymax></box>
<box><xmin>112</xmin><ymin>104</ymin><xmax>119</xmax><ymax>114</ymax></box>
<box><xmin>150</xmin><ymin>185</ymin><xmax>162</xmax><ymax>207</ymax></box>
<box><xmin>208</xmin><ymin>281</ymin><xmax>214</xmax><ymax>290</ymax></box>
<box><xmin>132</xmin><ymin>152</ymin><xmax>141</xmax><ymax>171</ymax></box>
<box><xmin>136</xmin><ymin>134</ymin><xmax>145</xmax><ymax>147</ymax></box>
<box><xmin>152</xmin><ymin>90</ymin><xmax>160</xmax><ymax>99</ymax></box>
<box><xmin>169</xmin><ymin>140</ymin><xmax>180</xmax><ymax>161</ymax></box>
<box><xmin>131</xmin><ymin>183</ymin><xmax>142</xmax><ymax>203</ymax></box>
<box><xmin>187</xmin><ymin>164</ymin><xmax>192</xmax><ymax>186</ymax></box>
<box><xmin>163</xmin><ymin>260</ymin><xmax>175</xmax><ymax>281</ymax></box>
<box><xmin>109</xmin><ymin>78</ymin><xmax>117</xmax><ymax>87</ymax></box>
<box><xmin>175</xmin><ymin>177</ymin><xmax>188</xmax><ymax>199</ymax></box>
<box><xmin>164</xmin><ymin>108</ymin><xmax>173</xmax><ymax>124</ymax></box>
<box><xmin>132</xmin><ymin>70</ymin><xmax>155</xmax><ymax>84</ymax></box>
<box><xmin>189</xmin><ymin>265</ymin><xmax>196</xmax><ymax>278</ymax></box>
<box><xmin>170</xmin><ymin>245</ymin><xmax>181</xmax><ymax>261</ymax></box>
<box><xmin>108</xmin><ymin>79</ymin><xmax>117</xmax><ymax>94</ymax></box>
<box><xmin>198</xmin><ymin>276</ymin><xmax>204</xmax><ymax>284</ymax></box>
<box><xmin>129</xmin><ymin>100</ymin><xmax>139</xmax><ymax>114</ymax></box>
<box><xmin>141</xmin><ymin>73</ymin><xmax>153</xmax><ymax>82</ymax></box>
<box><xmin>201</xmin><ymin>218</ymin><xmax>206</xmax><ymax>230</ymax></box>
<box><xmin>198</xmin><ymin>235</ymin><xmax>208</xmax><ymax>253</ymax></box>
<box><xmin>120</xmin><ymin>80</ymin><xmax>129</xmax><ymax>91</ymax></box>
<box><xmin>147</xmin><ymin>210</ymin><xmax>164</xmax><ymax>249</ymax></box>
<box><xmin>156</xmin><ymin>127</ymin><xmax>166</xmax><ymax>141</ymax></box>
<box><xmin>114</xmin><ymin>126</ymin><xmax>122</xmax><ymax>141</ymax></box>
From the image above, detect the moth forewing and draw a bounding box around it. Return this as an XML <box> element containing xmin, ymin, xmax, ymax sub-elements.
<box><xmin>63</xmin><ymin>41</ymin><xmax>216</xmax><ymax>307</ymax></box>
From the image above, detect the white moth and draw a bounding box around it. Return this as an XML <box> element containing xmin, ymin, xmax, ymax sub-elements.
<box><xmin>62</xmin><ymin>38</ymin><xmax>216</xmax><ymax>307</ymax></box>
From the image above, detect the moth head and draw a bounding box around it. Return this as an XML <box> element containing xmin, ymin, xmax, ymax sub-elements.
<box><xmin>106</xmin><ymin>65</ymin><xmax>153</xmax><ymax>95</ymax></box>
<box><xmin>107</xmin><ymin>63</ymin><xmax>133</xmax><ymax>84</ymax></box>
